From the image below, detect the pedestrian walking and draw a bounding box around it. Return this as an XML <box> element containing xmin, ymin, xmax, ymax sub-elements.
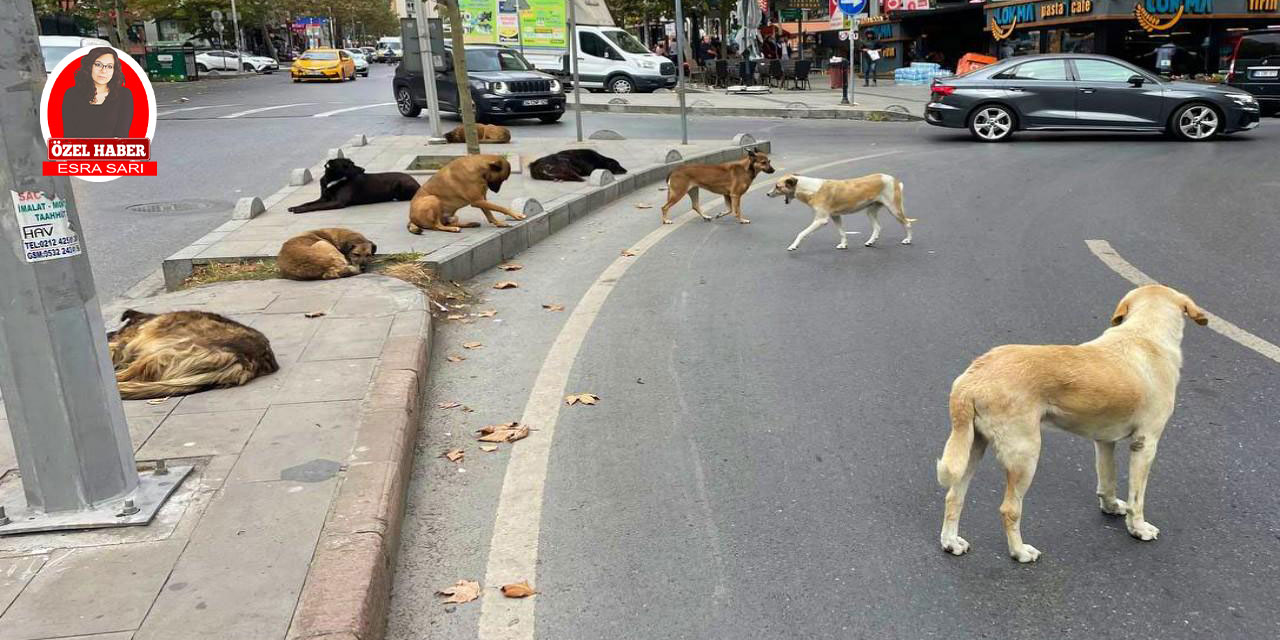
<box><xmin>861</xmin><ymin>36</ymin><xmax>881</xmax><ymax>87</ymax></box>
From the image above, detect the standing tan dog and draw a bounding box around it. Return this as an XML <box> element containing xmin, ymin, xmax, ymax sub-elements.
<box><xmin>660</xmin><ymin>148</ymin><xmax>775</xmax><ymax>225</ymax></box>
<box><xmin>277</xmin><ymin>228</ymin><xmax>376</xmax><ymax>280</ymax></box>
<box><xmin>766</xmin><ymin>173</ymin><xmax>915</xmax><ymax>251</ymax></box>
<box><xmin>108</xmin><ymin>309</ymin><xmax>279</xmax><ymax>400</ymax></box>
<box><xmin>443</xmin><ymin>123</ymin><xmax>511</xmax><ymax>143</ymax></box>
<box><xmin>937</xmin><ymin>284</ymin><xmax>1208</xmax><ymax>563</ymax></box>
<box><xmin>407</xmin><ymin>154</ymin><xmax>521</xmax><ymax>234</ymax></box>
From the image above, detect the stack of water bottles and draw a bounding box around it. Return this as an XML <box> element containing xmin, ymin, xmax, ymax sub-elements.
<box><xmin>894</xmin><ymin>62</ymin><xmax>954</xmax><ymax>86</ymax></box>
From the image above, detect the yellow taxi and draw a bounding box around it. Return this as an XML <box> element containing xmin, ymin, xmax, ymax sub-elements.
<box><xmin>291</xmin><ymin>48</ymin><xmax>357</xmax><ymax>82</ymax></box>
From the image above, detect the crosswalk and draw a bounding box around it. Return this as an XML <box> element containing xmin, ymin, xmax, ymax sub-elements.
<box><xmin>157</xmin><ymin>101</ymin><xmax>400</xmax><ymax>120</ymax></box>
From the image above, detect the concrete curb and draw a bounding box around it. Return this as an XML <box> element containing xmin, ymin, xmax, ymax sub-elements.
<box><xmin>286</xmin><ymin>303</ymin><xmax>432</xmax><ymax>640</ymax></box>
<box><xmin>568</xmin><ymin>102</ymin><xmax>922</xmax><ymax>122</ymax></box>
<box><xmin>422</xmin><ymin>139</ymin><xmax>772</xmax><ymax>282</ymax></box>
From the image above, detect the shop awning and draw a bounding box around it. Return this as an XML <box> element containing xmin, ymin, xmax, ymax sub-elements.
<box><xmin>776</xmin><ymin>21</ymin><xmax>842</xmax><ymax>35</ymax></box>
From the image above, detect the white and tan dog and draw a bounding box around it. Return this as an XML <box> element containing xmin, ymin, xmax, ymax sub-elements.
<box><xmin>937</xmin><ymin>284</ymin><xmax>1208</xmax><ymax>563</ymax></box>
<box><xmin>766</xmin><ymin>173</ymin><xmax>915</xmax><ymax>251</ymax></box>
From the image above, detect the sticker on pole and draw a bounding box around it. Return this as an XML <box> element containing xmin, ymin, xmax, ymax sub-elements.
<box><xmin>10</xmin><ymin>191</ymin><xmax>82</xmax><ymax>263</ymax></box>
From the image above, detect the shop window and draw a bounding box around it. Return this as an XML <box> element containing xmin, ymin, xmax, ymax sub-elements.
<box><xmin>995</xmin><ymin>59</ymin><xmax>1069</xmax><ymax>80</ymax></box>
<box><xmin>1006</xmin><ymin>30</ymin><xmax>1041</xmax><ymax>57</ymax></box>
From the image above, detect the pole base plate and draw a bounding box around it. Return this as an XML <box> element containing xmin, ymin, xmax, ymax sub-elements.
<box><xmin>0</xmin><ymin>465</ymin><xmax>193</xmax><ymax>536</ymax></box>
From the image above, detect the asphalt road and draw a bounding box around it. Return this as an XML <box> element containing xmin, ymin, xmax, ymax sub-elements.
<box><xmin>386</xmin><ymin>119</ymin><xmax>1280</xmax><ymax>639</ymax></box>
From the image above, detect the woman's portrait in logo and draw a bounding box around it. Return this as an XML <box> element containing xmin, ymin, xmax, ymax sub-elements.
<box><xmin>40</xmin><ymin>45</ymin><xmax>155</xmax><ymax>142</ymax></box>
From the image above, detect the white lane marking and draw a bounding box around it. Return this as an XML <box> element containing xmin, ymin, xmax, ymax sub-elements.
<box><xmin>1087</xmin><ymin>239</ymin><xmax>1280</xmax><ymax>364</ymax></box>
<box><xmin>217</xmin><ymin>103</ymin><xmax>315</xmax><ymax>119</ymax></box>
<box><xmin>476</xmin><ymin>149</ymin><xmax>906</xmax><ymax>639</ymax></box>
<box><xmin>156</xmin><ymin>104</ymin><xmax>242</xmax><ymax>117</ymax></box>
<box><xmin>312</xmin><ymin>102</ymin><xmax>395</xmax><ymax>117</ymax></box>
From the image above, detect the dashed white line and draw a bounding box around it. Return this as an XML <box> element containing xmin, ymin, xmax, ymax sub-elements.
<box><xmin>217</xmin><ymin>103</ymin><xmax>315</xmax><ymax>119</ymax></box>
<box><xmin>312</xmin><ymin>102</ymin><xmax>395</xmax><ymax>117</ymax></box>
<box><xmin>156</xmin><ymin>104</ymin><xmax>241</xmax><ymax>117</ymax></box>
<box><xmin>475</xmin><ymin>149</ymin><xmax>907</xmax><ymax>640</ymax></box>
<box><xmin>1087</xmin><ymin>239</ymin><xmax>1280</xmax><ymax>364</ymax></box>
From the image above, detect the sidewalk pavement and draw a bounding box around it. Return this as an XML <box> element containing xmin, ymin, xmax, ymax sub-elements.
<box><xmin>570</xmin><ymin>81</ymin><xmax>931</xmax><ymax>121</ymax></box>
<box><xmin>0</xmin><ymin>275</ymin><xmax>430</xmax><ymax>640</ymax></box>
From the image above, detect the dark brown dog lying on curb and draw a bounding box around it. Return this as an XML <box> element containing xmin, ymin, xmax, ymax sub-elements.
<box><xmin>660</xmin><ymin>148</ymin><xmax>775</xmax><ymax>225</ymax></box>
<box><xmin>288</xmin><ymin>158</ymin><xmax>420</xmax><ymax>214</ymax></box>
<box><xmin>407</xmin><ymin>154</ymin><xmax>521</xmax><ymax>234</ymax></box>
<box><xmin>529</xmin><ymin>149</ymin><xmax>627</xmax><ymax>182</ymax></box>
<box><xmin>108</xmin><ymin>309</ymin><xmax>279</xmax><ymax>400</ymax></box>
<box><xmin>277</xmin><ymin>228</ymin><xmax>377</xmax><ymax>280</ymax></box>
<box><xmin>443</xmin><ymin>123</ymin><xmax>511</xmax><ymax>143</ymax></box>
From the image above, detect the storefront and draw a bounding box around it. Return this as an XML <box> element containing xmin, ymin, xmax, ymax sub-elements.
<box><xmin>984</xmin><ymin>0</ymin><xmax>1280</xmax><ymax>76</ymax></box>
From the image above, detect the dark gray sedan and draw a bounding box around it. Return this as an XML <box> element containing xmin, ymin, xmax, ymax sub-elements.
<box><xmin>925</xmin><ymin>54</ymin><xmax>1261</xmax><ymax>142</ymax></box>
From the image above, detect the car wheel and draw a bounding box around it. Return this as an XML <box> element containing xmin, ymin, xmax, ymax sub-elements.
<box><xmin>968</xmin><ymin>105</ymin><xmax>1016</xmax><ymax>142</ymax></box>
<box><xmin>361</xmin><ymin>71</ymin><xmax>369</xmax><ymax>77</ymax></box>
<box><xmin>539</xmin><ymin>114</ymin><xmax>563</xmax><ymax>124</ymax></box>
<box><xmin>196</xmin><ymin>63</ymin><xmax>208</xmax><ymax>73</ymax></box>
<box><xmin>1171</xmin><ymin>103</ymin><xmax>1221</xmax><ymax>141</ymax></box>
<box><xmin>607</xmin><ymin>75</ymin><xmax>635</xmax><ymax>93</ymax></box>
<box><xmin>243</xmin><ymin>63</ymin><xmax>255</xmax><ymax>72</ymax></box>
<box><xmin>395</xmin><ymin>86</ymin><xmax>422</xmax><ymax>117</ymax></box>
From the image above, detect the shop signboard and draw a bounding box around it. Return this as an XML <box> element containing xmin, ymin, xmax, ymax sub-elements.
<box><xmin>884</xmin><ymin>0</ymin><xmax>930</xmax><ymax>10</ymax></box>
<box><xmin>459</xmin><ymin>0</ymin><xmax>499</xmax><ymax>43</ymax></box>
<box><xmin>986</xmin><ymin>0</ymin><xmax>1096</xmax><ymax>38</ymax></box>
<box><xmin>519</xmin><ymin>0</ymin><xmax>567</xmax><ymax>48</ymax></box>
<box><xmin>780</xmin><ymin>0</ymin><xmax>824</xmax><ymax>10</ymax></box>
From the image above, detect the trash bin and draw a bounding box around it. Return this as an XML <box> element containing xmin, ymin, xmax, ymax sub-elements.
<box><xmin>828</xmin><ymin>59</ymin><xmax>848</xmax><ymax>89</ymax></box>
<box><xmin>145</xmin><ymin>42</ymin><xmax>197</xmax><ymax>82</ymax></box>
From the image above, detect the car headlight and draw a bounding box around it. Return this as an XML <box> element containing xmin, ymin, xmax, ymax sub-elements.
<box><xmin>549</xmin><ymin>79</ymin><xmax>562</xmax><ymax>93</ymax></box>
<box><xmin>638</xmin><ymin>59</ymin><xmax>657</xmax><ymax>70</ymax></box>
<box><xmin>1226</xmin><ymin>93</ymin><xmax>1258</xmax><ymax>107</ymax></box>
<box><xmin>487</xmin><ymin>81</ymin><xmax>511</xmax><ymax>95</ymax></box>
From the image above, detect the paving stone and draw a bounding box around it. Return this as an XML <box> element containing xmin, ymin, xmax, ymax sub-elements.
<box><xmin>136</xmin><ymin>409</ymin><xmax>266</xmax><ymax>460</ymax></box>
<box><xmin>277</xmin><ymin>359</ymin><xmax>377</xmax><ymax>403</ymax></box>
<box><xmin>134</xmin><ymin>480</ymin><xmax>337</xmax><ymax>640</ymax></box>
<box><xmin>227</xmin><ymin>400</ymin><xmax>360</xmax><ymax>483</ymax></box>
<box><xmin>170</xmin><ymin>376</ymin><xmax>285</xmax><ymax>415</ymax></box>
<box><xmin>300</xmin><ymin>317</ymin><xmax>393</xmax><ymax>362</ymax></box>
<box><xmin>0</xmin><ymin>554</ymin><xmax>46</xmax><ymax>614</ymax></box>
<box><xmin>244</xmin><ymin>313</ymin><xmax>322</xmax><ymax>365</ymax></box>
<box><xmin>128</xmin><ymin>413</ymin><xmax>166</xmax><ymax>452</ymax></box>
<box><xmin>2</xmin><ymin>541</ymin><xmax>184</xmax><ymax>640</ymax></box>
<box><xmin>263</xmin><ymin>291</ymin><xmax>344</xmax><ymax>316</ymax></box>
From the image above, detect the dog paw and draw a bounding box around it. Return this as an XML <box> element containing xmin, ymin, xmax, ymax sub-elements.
<box><xmin>508</xmin><ymin>213</ymin><xmax>526</xmax><ymax>221</ymax></box>
<box><xmin>492</xmin><ymin>221</ymin><xmax>511</xmax><ymax>228</ymax></box>
<box><xmin>836</xmin><ymin>243</ymin><xmax>848</xmax><ymax>250</ymax></box>
<box><xmin>786</xmin><ymin>246</ymin><xmax>798</xmax><ymax>252</ymax></box>
<box><xmin>941</xmin><ymin>535</ymin><xmax>969</xmax><ymax>556</ymax></box>
<box><xmin>662</xmin><ymin>220</ymin><xmax>674</xmax><ymax>225</ymax></box>
<box><xmin>901</xmin><ymin>238</ymin><xmax>912</xmax><ymax>245</ymax></box>
<box><xmin>1127</xmin><ymin>519</ymin><xmax>1160</xmax><ymax>541</ymax></box>
<box><xmin>1010</xmin><ymin>544</ymin><xmax>1041</xmax><ymax>563</ymax></box>
<box><xmin>864</xmin><ymin>240</ymin><xmax>877</xmax><ymax>247</ymax></box>
<box><xmin>738</xmin><ymin>219</ymin><xmax>751</xmax><ymax>225</ymax></box>
<box><xmin>700</xmin><ymin>215</ymin><xmax>713</xmax><ymax>221</ymax></box>
<box><xmin>1099</xmin><ymin>497</ymin><xmax>1128</xmax><ymax>516</ymax></box>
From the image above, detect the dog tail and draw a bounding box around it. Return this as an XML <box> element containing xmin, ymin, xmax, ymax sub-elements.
<box><xmin>894</xmin><ymin>179</ymin><xmax>918</xmax><ymax>224</ymax></box>
<box><xmin>936</xmin><ymin>393</ymin><xmax>975</xmax><ymax>487</ymax></box>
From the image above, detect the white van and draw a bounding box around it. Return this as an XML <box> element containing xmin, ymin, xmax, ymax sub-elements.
<box><xmin>568</xmin><ymin>26</ymin><xmax>675</xmax><ymax>93</ymax></box>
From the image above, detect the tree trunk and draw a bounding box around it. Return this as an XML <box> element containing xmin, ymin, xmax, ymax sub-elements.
<box><xmin>444</xmin><ymin>0</ymin><xmax>480</xmax><ymax>154</ymax></box>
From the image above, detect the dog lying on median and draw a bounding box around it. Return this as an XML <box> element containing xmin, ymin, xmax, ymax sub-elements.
<box><xmin>407</xmin><ymin>154</ymin><xmax>521</xmax><ymax>233</ymax></box>
<box><xmin>766</xmin><ymin>173</ymin><xmax>915</xmax><ymax>251</ymax></box>
<box><xmin>660</xmin><ymin>148</ymin><xmax>774</xmax><ymax>225</ymax></box>
<box><xmin>288</xmin><ymin>158</ymin><xmax>420</xmax><ymax>214</ymax></box>
<box><xmin>277</xmin><ymin>228</ymin><xmax>376</xmax><ymax>280</ymax></box>
<box><xmin>529</xmin><ymin>149</ymin><xmax>626</xmax><ymax>182</ymax></box>
<box><xmin>108</xmin><ymin>309</ymin><xmax>279</xmax><ymax>400</ymax></box>
<box><xmin>936</xmin><ymin>284</ymin><xmax>1208</xmax><ymax>563</ymax></box>
<box><xmin>443</xmin><ymin>123</ymin><xmax>511</xmax><ymax>143</ymax></box>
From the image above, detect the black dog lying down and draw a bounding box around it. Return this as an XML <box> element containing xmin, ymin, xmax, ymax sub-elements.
<box><xmin>529</xmin><ymin>149</ymin><xmax>627</xmax><ymax>182</ymax></box>
<box><xmin>288</xmin><ymin>158</ymin><xmax>420</xmax><ymax>213</ymax></box>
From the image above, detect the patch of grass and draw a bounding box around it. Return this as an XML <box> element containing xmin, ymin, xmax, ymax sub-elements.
<box><xmin>183</xmin><ymin>259</ymin><xmax>279</xmax><ymax>288</ymax></box>
<box><xmin>376</xmin><ymin>261</ymin><xmax>473</xmax><ymax>313</ymax></box>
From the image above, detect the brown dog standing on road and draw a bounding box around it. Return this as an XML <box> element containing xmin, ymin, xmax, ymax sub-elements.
<box><xmin>407</xmin><ymin>154</ymin><xmax>520</xmax><ymax>234</ymax></box>
<box><xmin>443</xmin><ymin>124</ymin><xmax>511</xmax><ymax>144</ymax></box>
<box><xmin>937</xmin><ymin>284</ymin><xmax>1208</xmax><ymax>563</ymax></box>
<box><xmin>660</xmin><ymin>148</ymin><xmax>775</xmax><ymax>225</ymax></box>
<box><xmin>277</xmin><ymin>228</ymin><xmax>377</xmax><ymax>280</ymax></box>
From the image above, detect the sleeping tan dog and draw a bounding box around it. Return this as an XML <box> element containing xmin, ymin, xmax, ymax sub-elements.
<box><xmin>277</xmin><ymin>228</ymin><xmax>376</xmax><ymax>280</ymax></box>
<box><xmin>407</xmin><ymin>154</ymin><xmax>520</xmax><ymax>234</ymax></box>
<box><xmin>937</xmin><ymin>284</ymin><xmax>1208</xmax><ymax>563</ymax></box>
<box><xmin>443</xmin><ymin>123</ymin><xmax>511</xmax><ymax>144</ymax></box>
<box><xmin>766</xmin><ymin>173</ymin><xmax>915</xmax><ymax>251</ymax></box>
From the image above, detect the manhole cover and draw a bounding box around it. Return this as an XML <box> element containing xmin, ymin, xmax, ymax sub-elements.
<box><xmin>125</xmin><ymin>199</ymin><xmax>225</xmax><ymax>213</ymax></box>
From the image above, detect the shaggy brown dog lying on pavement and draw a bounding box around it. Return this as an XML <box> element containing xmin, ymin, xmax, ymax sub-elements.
<box><xmin>443</xmin><ymin>123</ymin><xmax>511</xmax><ymax>143</ymax></box>
<box><xmin>277</xmin><ymin>228</ymin><xmax>377</xmax><ymax>280</ymax></box>
<box><xmin>407</xmin><ymin>154</ymin><xmax>521</xmax><ymax>233</ymax></box>
<box><xmin>108</xmin><ymin>309</ymin><xmax>279</xmax><ymax>400</ymax></box>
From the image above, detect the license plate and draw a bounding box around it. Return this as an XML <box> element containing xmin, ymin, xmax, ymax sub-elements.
<box><xmin>522</xmin><ymin>99</ymin><xmax>549</xmax><ymax>106</ymax></box>
<box><xmin>307</xmin><ymin>71</ymin><xmax>323</xmax><ymax>76</ymax></box>
<box><xmin>1254</xmin><ymin>69</ymin><xmax>1279</xmax><ymax>78</ymax></box>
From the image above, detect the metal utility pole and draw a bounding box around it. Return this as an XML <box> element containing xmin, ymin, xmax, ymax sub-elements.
<box><xmin>443</xmin><ymin>0</ymin><xmax>480</xmax><ymax>154</ymax></box>
<box><xmin>0</xmin><ymin>0</ymin><xmax>190</xmax><ymax>535</ymax></box>
<box><xmin>567</xmin><ymin>0</ymin><xmax>583</xmax><ymax>142</ymax></box>
<box><xmin>673</xmin><ymin>0</ymin><xmax>688</xmax><ymax>144</ymax></box>
<box><xmin>415</xmin><ymin>0</ymin><xmax>445</xmax><ymax>143</ymax></box>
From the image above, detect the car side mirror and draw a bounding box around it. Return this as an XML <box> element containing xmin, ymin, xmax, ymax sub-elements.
<box><xmin>1128</xmin><ymin>75</ymin><xmax>1145</xmax><ymax>87</ymax></box>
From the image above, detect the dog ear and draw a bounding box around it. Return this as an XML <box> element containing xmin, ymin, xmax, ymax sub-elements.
<box><xmin>785</xmin><ymin>176</ymin><xmax>798</xmax><ymax>188</ymax></box>
<box><xmin>745</xmin><ymin>147</ymin><xmax>757</xmax><ymax>157</ymax></box>
<box><xmin>1181</xmin><ymin>294</ymin><xmax>1209</xmax><ymax>326</ymax></box>
<box><xmin>120</xmin><ymin>308</ymin><xmax>144</xmax><ymax>323</ymax></box>
<box><xmin>489</xmin><ymin>160</ymin><xmax>506</xmax><ymax>173</ymax></box>
<box><xmin>1110</xmin><ymin>297</ymin><xmax>1130</xmax><ymax>326</ymax></box>
<box><xmin>370</xmin><ymin>242</ymin><xmax>378</xmax><ymax>256</ymax></box>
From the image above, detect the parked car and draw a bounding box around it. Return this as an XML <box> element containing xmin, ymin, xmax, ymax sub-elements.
<box><xmin>291</xmin><ymin>48</ymin><xmax>357</xmax><ymax>82</ymax></box>
<box><xmin>558</xmin><ymin>25</ymin><xmax>675</xmax><ymax>93</ymax></box>
<box><xmin>196</xmin><ymin>50</ymin><xmax>278</xmax><ymax>73</ymax></box>
<box><xmin>344</xmin><ymin>48</ymin><xmax>370</xmax><ymax>77</ymax></box>
<box><xmin>361</xmin><ymin>46</ymin><xmax>377</xmax><ymax>61</ymax></box>
<box><xmin>925</xmin><ymin>53</ymin><xmax>1260</xmax><ymax>142</ymax></box>
<box><xmin>393</xmin><ymin>44</ymin><xmax>565</xmax><ymax>123</ymax></box>
<box><xmin>1227</xmin><ymin>28</ymin><xmax>1280</xmax><ymax>116</ymax></box>
<box><xmin>38</xmin><ymin>35</ymin><xmax>111</xmax><ymax>72</ymax></box>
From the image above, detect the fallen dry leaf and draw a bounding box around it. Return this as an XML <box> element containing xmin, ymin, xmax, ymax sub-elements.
<box><xmin>462</xmin><ymin>406</ymin><xmax>475</xmax><ymax>413</ymax></box>
<box><xmin>447</xmin><ymin>313</ymin><xmax>466</xmax><ymax>320</ymax></box>
<box><xmin>621</xmin><ymin>249</ymin><xmax>638</xmax><ymax>257</ymax></box>
<box><xmin>446</xmin><ymin>355</ymin><xmax>466</xmax><ymax>363</ymax></box>
<box><xmin>304</xmin><ymin>311</ymin><xmax>327</xmax><ymax>318</ymax></box>
<box><xmin>437</xmin><ymin>580</ymin><xmax>481</xmax><ymax>604</ymax></box>
<box><xmin>480</xmin><ymin>445</ymin><xmax>499</xmax><ymax>453</ymax></box>
<box><xmin>477</xmin><ymin>309</ymin><xmax>498</xmax><ymax>318</ymax></box>
<box><xmin>493</xmin><ymin>281</ymin><xmax>519</xmax><ymax>290</ymax></box>
<box><xmin>477</xmin><ymin>422</ymin><xmax>528</xmax><ymax>443</ymax></box>
<box><xmin>501</xmin><ymin>581</ymin><xmax>537</xmax><ymax>598</ymax></box>
<box><xmin>443</xmin><ymin>449</ymin><xmax>464</xmax><ymax>463</ymax></box>
<box><xmin>542</xmin><ymin>303</ymin><xmax>565</xmax><ymax>312</ymax></box>
<box><xmin>145</xmin><ymin>397</ymin><xmax>169</xmax><ymax>406</ymax></box>
<box><xmin>436</xmin><ymin>401</ymin><xmax>462</xmax><ymax>409</ymax></box>
<box><xmin>508</xmin><ymin>426</ymin><xmax>530</xmax><ymax>442</ymax></box>
<box><xmin>564</xmin><ymin>393</ymin><xmax>599</xmax><ymax>406</ymax></box>
<box><xmin>477</xmin><ymin>422</ymin><xmax>518</xmax><ymax>435</ymax></box>
<box><xmin>498</xmin><ymin>263</ymin><xmax>523</xmax><ymax>271</ymax></box>
<box><xmin>634</xmin><ymin>203</ymin><xmax>653</xmax><ymax>209</ymax></box>
<box><xmin>463</xmin><ymin>341</ymin><xmax>484</xmax><ymax>349</ymax></box>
